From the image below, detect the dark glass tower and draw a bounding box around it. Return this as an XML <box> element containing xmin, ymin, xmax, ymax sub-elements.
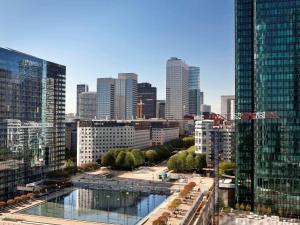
<box><xmin>236</xmin><ymin>0</ymin><xmax>300</xmax><ymax>216</ymax></box>
<box><xmin>137</xmin><ymin>83</ymin><xmax>157</xmax><ymax>119</ymax></box>
<box><xmin>0</xmin><ymin>48</ymin><xmax>66</xmax><ymax>201</ymax></box>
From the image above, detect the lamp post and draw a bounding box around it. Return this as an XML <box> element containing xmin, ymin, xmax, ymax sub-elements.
<box><xmin>106</xmin><ymin>195</ymin><xmax>110</xmax><ymax>223</ymax></box>
<box><xmin>125</xmin><ymin>191</ymin><xmax>129</xmax><ymax>225</ymax></box>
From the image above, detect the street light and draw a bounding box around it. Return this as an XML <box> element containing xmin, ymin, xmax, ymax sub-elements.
<box><xmin>125</xmin><ymin>192</ymin><xmax>129</xmax><ymax>225</ymax></box>
<box><xmin>106</xmin><ymin>195</ymin><xmax>110</xmax><ymax>223</ymax></box>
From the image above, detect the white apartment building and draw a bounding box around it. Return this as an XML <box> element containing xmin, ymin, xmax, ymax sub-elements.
<box><xmin>152</xmin><ymin>127</ymin><xmax>179</xmax><ymax>146</ymax></box>
<box><xmin>195</xmin><ymin>120</ymin><xmax>213</xmax><ymax>156</ymax></box>
<box><xmin>195</xmin><ymin>120</ymin><xmax>235</xmax><ymax>167</ymax></box>
<box><xmin>77</xmin><ymin>121</ymin><xmax>135</xmax><ymax>166</ymax></box>
<box><xmin>166</xmin><ymin>57</ymin><xmax>189</xmax><ymax>120</ymax></box>
<box><xmin>134</xmin><ymin>129</ymin><xmax>151</xmax><ymax>149</ymax></box>
<box><xmin>77</xmin><ymin>120</ymin><xmax>180</xmax><ymax>166</ymax></box>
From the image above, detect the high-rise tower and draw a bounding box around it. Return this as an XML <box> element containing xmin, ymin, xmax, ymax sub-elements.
<box><xmin>166</xmin><ymin>57</ymin><xmax>189</xmax><ymax>120</ymax></box>
<box><xmin>235</xmin><ymin>0</ymin><xmax>300</xmax><ymax>216</ymax></box>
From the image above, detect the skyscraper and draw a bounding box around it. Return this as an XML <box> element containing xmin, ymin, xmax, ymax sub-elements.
<box><xmin>235</xmin><ymin>0</ymin><xmax>300</xmax><ymax>216</ymax></box>
<box><xmin>78</xmin><ymin>92</ymin><xmax>97</xmax><ymax>119</ymax></box>
<box><xmin>96</xmin><ymin>78</ymin><xmax>115</xmax><ymax>120</ymax></box>
<box><xmin>76</xmin><ymin>84</ymin><xmax>88</xmax><ymax>116</ymax></box>
<box><xmin>188</xmin><ymin>66</ymin><xmax>202</xmax><ymax>116</ymax></box>
<box><xmin>137</xmin><ymin>82</ymin><xmax>157</xmax><ymax>119</ymax></box>
<box><xmin>115</xmin><ymin>73</ymin><xmax>138</xmax><ymax>120</ymax></box>
<box><xmin>166</xmin><ymin>57</ymin><xmax>189</xmax><ymax>120</ymax></box>
<box><xmin>221</xmin><ymin>95</ymin><xmax>235</xmax><ymax>120</ymax></box>
<box><xmin>156</xmin><ymin>100</ymin><xmax>166</xmax><ymax>119</ymax></box>
<box><xmin>0</xmin><ymin>47</ymin><xmax>66</xmax><ymax>201</ymax></box>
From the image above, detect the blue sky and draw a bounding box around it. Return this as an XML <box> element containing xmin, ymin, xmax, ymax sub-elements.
<box><xmin>0</xmin><ymin>0</ymin><xmax>234</xmax><ymax>114</ymax></box>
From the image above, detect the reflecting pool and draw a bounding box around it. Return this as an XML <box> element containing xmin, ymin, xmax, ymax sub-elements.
<box><xmin>20</xmin><ymin>188</ymin><xmax>168</xmax><ymax>225</ymax></box>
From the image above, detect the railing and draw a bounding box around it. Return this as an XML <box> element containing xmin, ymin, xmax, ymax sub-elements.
<box><xmin>179</xmin><ymin>192</ymin><xmax>205</xmax><ymax>225</ymax></box>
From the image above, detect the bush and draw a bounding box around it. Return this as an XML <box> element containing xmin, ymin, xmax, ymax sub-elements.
<box><xmin>167</xmin><ymin>150</ymin><xmax>206</xmax><ymax>173</ymax></box>
<box><xmin>240</xmin><ymin>203</ymin><xmax>245</xmax><ymax>211</ymax></box>
<box><xmin>79</xmin><ymin>162</ymin><xmax>100</xmax><ymax>172</ymax></box>
<box><xmin>219</xmin><ymin>161</ymin><xmax>235</xmax><ymax>176</ymax></box>
<box><xmin>182</xmin><ymin>136</ymin><xmax>195</xmax><ymax>148</ymax></box>
<box><xmin>145</xmin><ymin>150</ymin><xmax>159</xmax><ymax>163</ymax></box>
<box><xmin>246</xmin><ymin>204</ymin><xmax>251</xmax><ymax>211</ymax></box>
<box><xmin>101</xmin><ymin>151</ymin><xmax>115</xmax><ymax>167</ymax></box>
<box><xmin>235</xmin><ymin>203</ymin><xmax>240</xmax><ymax>210</ymax></box>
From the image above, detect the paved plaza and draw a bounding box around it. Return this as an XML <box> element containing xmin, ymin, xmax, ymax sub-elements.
<box><xmin>0</xmin><ymin>163</ymin><xmax>214</xmax><ymax>225</ymax></box>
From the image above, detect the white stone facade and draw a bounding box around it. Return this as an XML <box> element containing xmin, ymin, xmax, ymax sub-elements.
<box><xmin>77</xmin><ymin>124</ymin><xmax>135</xmax><ymax>166</ymax></box>
<box><xmin>152</xmin><ymin>127</ymin><xmax>179</xmax><ymax>145</ymax></box>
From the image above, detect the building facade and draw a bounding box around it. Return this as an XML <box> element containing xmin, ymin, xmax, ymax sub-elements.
<box><xmin>166</xmin><ymin>57</ymin><xmax>189</xmax><ymax>120</ymax></box>
<box><xmin>96</xmin><ymin>78</ymin><xmax>115</xmax><ymax>120</ymax></box>
<box><xmin>201</xmin><ymin>104</ymin><xmax>211</xmax><ymax>114</ymax></box>
<box><xmin>137</xmin><ymin>83</ymin><xmax>157</xmax><ymax>119</ymax></box>
<box><xmin>221</xmin><ymin>95</ymin><xmax>235</xmax><ymax>120</ymax></box>
<box><xmin>0</xmin><ymin>47</ymin><xmax>65</xmax><ymax>201</ymax></box>
<box><xmin>235</xmin><ymin>0</ymin><xmax>300</xmax><ymax>216</ymax></box>
<box><xmin>195</xmin><ymin>120</ymin><xmax>235</xmax><ymax>167</ymax></box>
<box><xmin>76</xmin><ymin>84</ymin><xmax>88</xmax><ymax>116</ymax></box>
<box><xmin>115</xmin><ymin>73</ymin><xmax>138</xmax><ymax>120</ymax></box>
<box><xmin>156</xmin><ymin>100</ymin><xmax>165</xmax><ymax>119</ymax></box>
<box><xmin>78</xmin><ymin>92</ymin><xmax>96</xmax><ymax>119</ymax></box>
<box><xmin>76</xmin><ymin>119</ymin><xmax>179</xmax><ymax>166</ymax></box>
<box><xmin>152</xmin><ymin>127</ymin><xmax>180</xmax><ymax>146</ymax></box>
<box><xmin>188</xmin><ymin>66</ymin><xmax>202</xmax><ymax>116</ymax></box>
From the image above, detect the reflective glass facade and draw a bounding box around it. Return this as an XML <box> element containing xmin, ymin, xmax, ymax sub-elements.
<box><xmin>137</xmin><ymin>83</ymin><xmax>157</xmax><ymax>119</ymax></box>
<box><xmin>188</xmin><ymin>66</ymin><xmax>202</xmax><ymax>116</ymax></box>
<box><xmin>236</xmin><ymin>0</ymin><xmax>300</xmax><ymax>216</ymax></box>
<box><xmin>0</xmin><ymin>48</ymin><xmax>66</xmax><ymax>201</ymax></box>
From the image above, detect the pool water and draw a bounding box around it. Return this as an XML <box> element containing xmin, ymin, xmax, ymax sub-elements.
<box><xmin>20</xmin><ymin>188</ymin><xmax>168</xmax><ymax>225</ymax></box>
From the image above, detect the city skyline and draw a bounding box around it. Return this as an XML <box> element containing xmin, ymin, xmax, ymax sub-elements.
<box><xmin>0</xmin><ymin>0</ymin><xmax>234</xmax><ymax>114</ymax></box>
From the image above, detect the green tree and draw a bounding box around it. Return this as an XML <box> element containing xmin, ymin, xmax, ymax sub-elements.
<box><xmin>235</xmin><ymin>203</ymin><xmax>240</xmax><ymax>210</ymax></box>
<box><xmin>182</xmin><ymin>136</ymin><xmax>195</xmax><ymax>148</ymax></box>
<box><xmin>186</xmin><ymin>145</ymin><xmax>195</xmax><ymax>154</ymax></box>
<box><xmin>240</xmin><ymin>203</ymin><xmax>245</xmax><ymax>211</ymax></box>
<box><xmin>246</xmin><ymin>204</ymin><xmax>251</xmax><ymax>211</ymax></box>
<box><xmin>145</xmin><ymin>150</ymin><xmax>158</xmax><ymax>163</ymax></box>
<box><xmin>65</xmin><ymin>159</ymin><xmax>75</xmax><ymax>168</ymax></box>
<box><xmin>176</xmin><ymin>153</ymin><xmax>186</xmax><ymax>172</ymax></box>
<box><xmin>194</xmin><ymin>154</ymin><xmax>206</xmax><ymax>171</ymax></box>
<box><xmin>131</xmin><ymin>149</ymin><xmax>145</xmax><ymax>166</ymax></box>
<box><xmin>219</xmin><ymin>161</ymin><xmax>235</xmax><ymax>176</ymax></box>
<box><xmin>115</xmin><ymin>151</ymin><xmax>126</xmax><ymax>168</ymax></box>
<box><xmin>278</xmin><ymin>208</ymin><xmax>283</xmax><ymax>217</ymax></box>
<box><xmin>185</xmin><ymin>154</ymin><xmax>195</xmax><ymax>172</ymax></box>
<box><xmin>124</xmin><ymin>152</ymin><xmax>135</xmax><ymax>170</ymax></box>
<box><xmin>167</xmin><ymin>155</ymin><xmax>180</xmax><ymax>171</ymax></box>
<box><xmin>101</xmin><ymin>151</ymin><xmax>115</xmax><ymax>167</ymax></box>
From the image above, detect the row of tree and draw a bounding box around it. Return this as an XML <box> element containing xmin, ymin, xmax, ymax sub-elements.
<box><xmin>167</xmin><ymin>146</ymin><xmax>206</xmax><ymax>173</ymax></box>
<box><xmin>101</xmin><ymin>148</ymin><xmax>145</xmax><ymax>170</ymax></box>
<box><xmin>100</xmin><ymin>137</ymin><xmax>195</xmax><ymax>170</ymax></box>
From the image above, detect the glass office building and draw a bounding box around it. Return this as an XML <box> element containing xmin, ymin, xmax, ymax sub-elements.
<box><xmin>0</xmin><ymin>48</ymin><xmax>66</xmax><ymax>201</ymax></box>
<box><xmin>137</xmin><ymin>83</ymin><xmax>157</xmax><ymax>119</ymax></box>
<box><xmin>235</xmin><ymin>0</ymin><xmax>300</xmax><ymax>216</ymax></box>
<box><xmin>188</xmin><ymin>66</ymin><xmax>202</xmax><ymax>116</ymax></box>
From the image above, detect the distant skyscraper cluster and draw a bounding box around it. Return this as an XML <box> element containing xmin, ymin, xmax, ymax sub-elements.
<box><xmin>166</xmin><ymin>57</ymin><xmax>205</xmax><ymax>120</ymax></box>
<box><xmin>76</xmin><ymin>57</ymin><xmax>205</xmax><ymax>122</ymax></box>
<box><xmin>96</xmin><ymin>73</ymin><xmax>138</xmax><ymax>120</ymax></box>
